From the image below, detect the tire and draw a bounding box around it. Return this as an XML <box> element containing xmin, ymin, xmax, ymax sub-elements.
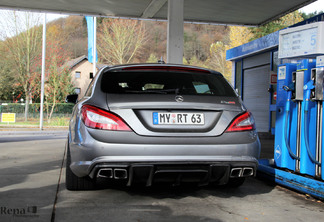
<box><xmin>226</xmin><ymin>177</ymin><xmax>245</xmax><ymax>188</ymax></box>
<box><xmin>65</xmin><ymin>142</ymin><xmax>95</xmax><ymax>191</ymax></box>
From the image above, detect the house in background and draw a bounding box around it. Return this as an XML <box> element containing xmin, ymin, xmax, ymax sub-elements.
<box><xmin>66</xmin><ymin>55</ymin><xmax>104</xmax><ymax>98</ymax></box>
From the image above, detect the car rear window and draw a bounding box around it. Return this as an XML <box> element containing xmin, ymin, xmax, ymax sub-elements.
<box><xmin>101</xmin><ymin>71</ymin><xmax>236</xmax><ymax>97</ymax></box>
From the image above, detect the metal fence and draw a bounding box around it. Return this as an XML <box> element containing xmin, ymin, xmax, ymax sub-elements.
<box><xmin>0</xmin><ymin>103</ymin><xmax>74</xmax><ymax>120</ymax></box>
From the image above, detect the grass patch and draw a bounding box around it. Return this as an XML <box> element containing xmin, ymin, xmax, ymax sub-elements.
<box><xmin>46</xmin><ymin>117</ymin><xmax>70</xmax><ymax>126</ymax></box>
<box><xmin>0</xmin><ymin>116</ymin><xmax>70</xmax><ymax>127</ymax></box>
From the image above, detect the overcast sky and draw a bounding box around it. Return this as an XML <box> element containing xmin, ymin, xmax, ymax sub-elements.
<box><xmin>299</xmin><ymin>0</ymin><xmax>324</xmax><ymax>13</ymax></box>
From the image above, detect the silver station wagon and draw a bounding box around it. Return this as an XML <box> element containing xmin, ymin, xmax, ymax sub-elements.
<box><xmin>65</xmin><ymin>63</ymin><xmax>261</xmax><ymax>190</ymax></box>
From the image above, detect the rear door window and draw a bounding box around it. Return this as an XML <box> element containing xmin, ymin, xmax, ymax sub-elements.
<box><xmin>101</xmin><ymin>71</ymin><xmax>236</xmax><ymax>97</ymax></box>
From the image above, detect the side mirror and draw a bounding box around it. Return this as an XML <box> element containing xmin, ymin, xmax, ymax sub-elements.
<box><xmin>65</xmin><ymin>94</ymin><xmax>78</xmax><ymax>104</ymax></box>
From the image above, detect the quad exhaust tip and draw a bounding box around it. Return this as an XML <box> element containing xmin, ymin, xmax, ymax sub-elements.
<box><xmin>242</xmin><ymin>167</ymin><xmax>254</xmax><ymax>177</ymax></box>
<box><xmin>230</xmin><ymin>167</ymin><xmax>254</xmax><ymax>178</ymax></box>
<box><xmin>97</xmin><ymin>168</ymin><xmax>113</xmax><ymax>178</ymax></box>
<box><xmin>98</xmin><ymin>167</ymin><xmax>253</xmax><ymax>180</ymax></box>
<box><xmin>114</xmin><ymin>169</ymin><xmax>128</xmax><ymax>179</ymax></box>
<box><xmin>97</xmin><ymin>168</ymin><xmax>128</xmax><ymax>179</ymax></box>
<box><xmin>230</xmin><ymin>168</ymin><xmax>242</xmax><ymax>178</ymax></box>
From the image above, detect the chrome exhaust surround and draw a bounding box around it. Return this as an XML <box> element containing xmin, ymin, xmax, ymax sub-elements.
<box><xmin>230</xmin><ymin>168</ymin><xmax>242</xmax><ymax>178</ymax></box>
<box><xmin>97</xmin><ymin>168</ymin><xmax>113</xmax><ymax>178</ymax></box>
<box><xmin>114</xmin><ymin>169</ymin><xmax>128</xmax><ymax>179</ymax></box>
<box><xmin>230</xmin><ymin>167</ymin><xmax>254</xmax><ymax>178</ymax></box>
<box><xmin>97</xmin><ymin>168</ymin><xmax>128</xmax><ymax>179</ymax></box>
<box><xmin>242</xmin><ymin>167</ymin><xmax>254</xmax><ymax>177</ymax></box>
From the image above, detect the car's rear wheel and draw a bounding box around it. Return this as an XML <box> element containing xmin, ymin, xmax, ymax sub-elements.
<box><xmin>65</xmin><ymin>142</ymin><xmax>96</xmax><ymax>191</ymax></box>
<box><xmin>226</xmin><ymin>177</ymin><xmax>245</xmax><ymax>187</ymax></box>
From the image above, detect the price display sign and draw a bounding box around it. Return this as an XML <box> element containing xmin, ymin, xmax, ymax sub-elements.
<box><xmin>279</xmin><ymin>22</ymin><xmax>324</xmax><ymax>59</ymax></box>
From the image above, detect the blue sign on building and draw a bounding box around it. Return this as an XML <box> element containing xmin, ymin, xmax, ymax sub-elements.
<box><xmin>226</xmin><ymin>31</ymin><xmax>279</xmax><ymax>61</ymax></box>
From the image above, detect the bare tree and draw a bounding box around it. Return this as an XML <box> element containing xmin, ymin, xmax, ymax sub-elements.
<box><xmin>97</xmin><ymin>18</ymin><xmax>147</xmax><ymax>64</ymax></box>
<box><xmin>44</xmin><ymin>24</ymin><xmax>74</xmax><ymax>121</ymax></box>
<box><xmin>0</xmin><ymin>10</ymin><xmax>42</xmax><ymax>121</ymax></box>
<box><xmin>209</xmin><ymin>41</ymin><xmax>232</xmax><ymax>81</ymax></box>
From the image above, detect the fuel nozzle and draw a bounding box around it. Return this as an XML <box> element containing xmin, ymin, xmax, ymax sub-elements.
<box><xmin>283</xmin><ymin>84</ymin><xmax>294</xmax><ymax>112</ymax></box>
<box><xmin>283</xmin><ymin>83</ymin><xmax>295</xmax><ymax>92</ymax></box>
<box><xmin>304</xmin><ymin>79</ymin><xmax>315</xmax><ymax>92</ymax></box>
<box><xmin>304</xmin><ymin>80</ymin><xmax>315</xmax><ymax>111</ymax></box>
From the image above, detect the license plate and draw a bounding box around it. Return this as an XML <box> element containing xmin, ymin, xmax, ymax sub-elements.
<box><xmin>153</xmin><ymin>112</ymin><xmax>205</xmax><ymax>125</ymax></box>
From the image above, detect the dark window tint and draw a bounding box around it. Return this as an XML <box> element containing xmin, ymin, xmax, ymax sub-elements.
<box><xmin>101</xmin><ymin>71</ymin><xmax>236</xmax><ymax>97</ymax></box>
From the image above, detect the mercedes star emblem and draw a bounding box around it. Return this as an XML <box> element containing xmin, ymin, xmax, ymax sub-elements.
<box><xmin>175</xmin><ymin>95</ymin><xmax>184</xmax><ymax>102</ymax></box>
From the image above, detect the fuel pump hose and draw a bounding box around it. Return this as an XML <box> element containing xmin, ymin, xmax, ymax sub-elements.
<box><xmin>284</xmin><ymin>89</ymin><xmax>300</xmax><ymax>160</ymax></box>
<box><xmin>303</xmin><ymin>86</ymin><xmax>321</xmax><ymax>165</ymax></box>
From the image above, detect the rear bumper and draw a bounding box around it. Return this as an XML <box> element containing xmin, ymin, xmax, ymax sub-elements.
<box><xmin>68</xmin><ymin>124</ymin><xmax>261</xmax><ymax>185</ymax></box>
<box><xmin>69</xmin><ymin>141</ymin><xmax>260</xmax><ymax>186</ymax></box>
<box><xmin>92</xmin><ymin>161</ymin><xmax>257</xmax><ymax>186</ymax></box>
<box><xmin>71</xmin><ymin>155</ymin><xmax>259</xmax><ymax>175</ymax></box>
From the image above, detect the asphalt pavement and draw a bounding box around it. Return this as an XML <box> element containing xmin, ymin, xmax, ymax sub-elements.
<box><xmin>0</xmin><ymin>129</ymin><xmax>67</xmax><ymax>221</ymax></box>
<box><xmin>0</xmin><ymin>128</ymin><xmax>323</xmax><ymax>222</ymax></box>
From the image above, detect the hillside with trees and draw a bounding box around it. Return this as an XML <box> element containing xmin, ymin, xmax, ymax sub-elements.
<box><xmin>0</xmin><ymin>9</ymin><xmax>320</xmax><ymax>112</ymax></box>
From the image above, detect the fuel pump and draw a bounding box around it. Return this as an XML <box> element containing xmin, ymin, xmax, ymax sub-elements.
<box><xmin>291</xmin><ymin>65</ymin><xmax>306</xmax><ymax>173</ymax></box>
<box><xmin>301</xmin><ymin>58</ymin><xmax>324</xmax><ymax>179</ymax></box>
<box><xmin>310</xmin><ymin>64</ymin><xmax>324</xmax><ymax>179</ymax></box>
<box><xmin>299</xmin><ymin>59</ymin><xmax>317</xmax><ymax>177</ymax></box>
<box><xmin>258</xmin><ymin>21</ymin><xmax>324</xmax><ymax>199</ymax></box>
<box><xmin>274</xmin><ymin>63</ymin><xmax>298</xmax><ymax>171</ymax></box>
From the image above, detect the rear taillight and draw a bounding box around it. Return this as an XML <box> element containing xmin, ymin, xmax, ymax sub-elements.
<box><xmin>225</xmin><ymin>111</ymin><xmax>256</xmax><ymax>132</ymax></box>
<box><xmin>81</xmin><ymin>105</ymin><xmax>131</xmax><ymax>131</ymax></box>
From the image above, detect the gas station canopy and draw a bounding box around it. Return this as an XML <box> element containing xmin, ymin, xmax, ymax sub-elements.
<box><xmin>0</xmin><ymin>0</ymin><xmax>317</xmax><ymax>26</ymax></box>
